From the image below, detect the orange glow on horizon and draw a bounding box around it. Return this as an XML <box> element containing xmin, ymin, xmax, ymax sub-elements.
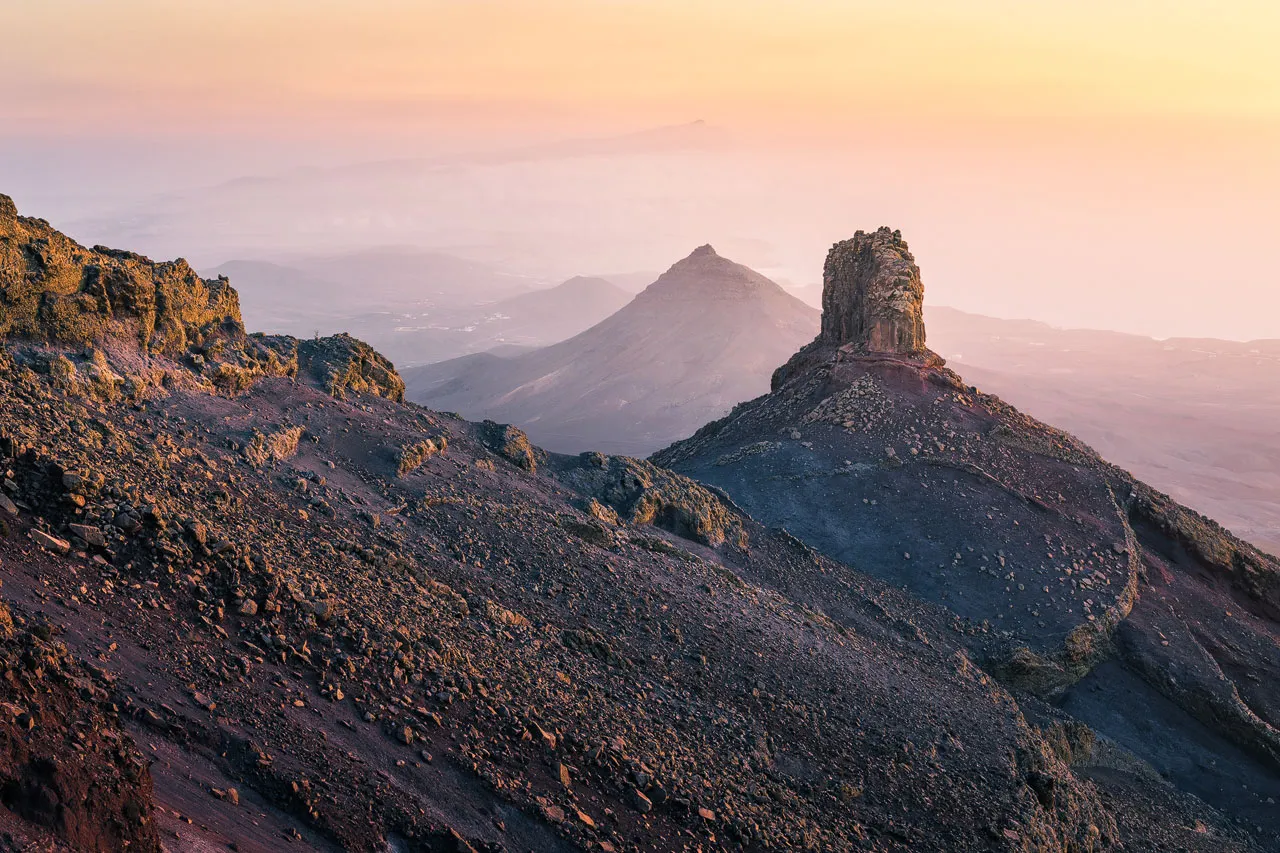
<box><xmin>3</xmin><ymin>1</ymin><xmax>1279</xmax><ymax>137</ymax></box>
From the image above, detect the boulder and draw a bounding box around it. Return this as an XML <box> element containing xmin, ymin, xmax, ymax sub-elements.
<box><xmin>31</xmin><ymin>530</ymin><xmax>71</xmax><ymax>555</ymax></box>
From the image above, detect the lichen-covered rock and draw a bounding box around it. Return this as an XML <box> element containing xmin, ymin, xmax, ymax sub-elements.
<box><xmin>478</xmin><ymin>421</ymin><xmax>542</xmax><ymax>472</ymax></box>
<box><xmin>297</xmin><ymin>333</ymin><xmax>405</xmax><ymax>402</ymax></box>
<box><xmin>396</xmin><ymin>436</ymin><xmax>446</xmax><ymax>476</ymax></box>
<box><xmin>242</xmin><ymin>425</ymin><xmax>305</xmax><ymax>468</ymax></box>
<box><xmin>558</xmin><ymin>453</ymin><xmax>747</xmax><ymax>549</ymax></box>
<box><xmin>0</xmin><ymin>194</ymin><xmax>243</xmax><ymax>355</ymax></box>
<box><xmin>0</xmin><ymin>195</ymin><xmax>408</xmax><ymax>407</ymax></box>
<box><xmin>820</xmin><ymin>226</ymin><xmax>926</xmax><ymax>355</ymax></box>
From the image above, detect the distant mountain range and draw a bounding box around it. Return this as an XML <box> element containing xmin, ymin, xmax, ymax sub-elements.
<box><xmin>404</xmin><ymin>245</ymin><xmax>819</xmax><ymax>453</ymax></box>
<box><xmin>203</xmin><ymin>251</ymin><xmax>630</xmax><ymax>367</ymax></box>
<box><xmin>926</xmin><ymin>307</ymin><xmax>1280</xmax><ymax>555</ymax></box>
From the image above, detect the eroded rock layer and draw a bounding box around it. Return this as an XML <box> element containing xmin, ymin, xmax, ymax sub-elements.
<box><xmin>820</xmin><ymin>226</ymin><xmax>926</xmax><ymax>355</ymax></box>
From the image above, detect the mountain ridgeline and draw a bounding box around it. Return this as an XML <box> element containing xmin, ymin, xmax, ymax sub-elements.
<box><xmin>654</xmin><ymin>226</ymin><xmax>1280</xmax><ymax>846</ymax></box>
<box><xmin>0</xmin><ymin>191</ymin><xmax>1276</xmax><ymax>852</ymax></box>
<box><xmin>403</xmin><ymin>244</ymin><xmax>819</xmax><ymax>455</ymax></box>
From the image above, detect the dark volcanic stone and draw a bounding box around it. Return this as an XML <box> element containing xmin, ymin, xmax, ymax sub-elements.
<box><xmin>655</xmin><ymin>228</ymin><xmax>1280</xmax><ymax>850</ymax></box>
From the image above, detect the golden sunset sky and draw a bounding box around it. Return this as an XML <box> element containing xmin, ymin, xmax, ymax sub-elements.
<box><xmin>3</xmin><ymin>1</ymin><xmax>1279</xmax><ymax>339</ymax></box>
<box><xmin>6</xmin><ymin>0</ymin><xmax>1279</xmax><ymax>133</ymax></box>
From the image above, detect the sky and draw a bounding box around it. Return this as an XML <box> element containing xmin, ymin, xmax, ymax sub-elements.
<box><xmin>2</xmin><ymin>0</ymin><xmax>1279</xmax><ymax>339</ymax></box>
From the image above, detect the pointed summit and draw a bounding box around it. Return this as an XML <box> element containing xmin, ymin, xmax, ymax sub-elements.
<box><xmin>820</xmin><ymin>226</ymin><xmax>926</xmax><ymax>355</ymax></box>
<box><xmin>405</xmin><ymin>245</ymin><xmax>818</xmax><ymax>453</ymax></box>
<box><xmin>642</xmin><ymin>243</ymin><xmax>779</xmax><ymax>302</ymax></box>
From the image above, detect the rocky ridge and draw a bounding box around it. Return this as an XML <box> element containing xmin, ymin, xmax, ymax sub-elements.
<box><xmin>0</xmin><ymin>194</ymin><xmax>403</xmax><ymax>404</ymax></box>
<box><xmin>654</xmin><ymin>229</ymin><xmax>1280</xmax><ymax>847</ymax></box>
<box><xmin>0</xmin><ymin>195</ymin><xmax>1268</xmax><ymax>851</ymax></box>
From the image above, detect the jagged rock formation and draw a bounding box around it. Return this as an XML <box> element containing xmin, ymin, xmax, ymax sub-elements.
<box><xmin>0</xmin><ymin>198</ymin><xmax>1272</xmax><ymax>851</ymax></box>
<box><xmin>655</xmin><ymin>229</ymin><xmax>1280</xmax><ymax>848</ymax></box>
<box><xmin>820</xmin><ymin>227</ymin><xmax>926</xmax><ymax>354</ymax></box>
<box><xmin>296</xmin><ymin>333</ymin><xmax>406</xmax><ymax>402</ymax></box>
<box><xmin>555</xmin><ymin>452</ymin><xmax>747</xmax><ymax>548</ymax></box>
<box><xmin>404</xmin><ymin>244</ymin><xmax>819</xmax><ymax>455</ymax></box>
<box><xmin>0</xmin><ymin>193</ymin><xmax>404</xmax><ymax>404</ymax></box>
<box><xmin>0</xmin><ymin>194</ymin><xmax>241</xmax><ymax>356</ymax></box>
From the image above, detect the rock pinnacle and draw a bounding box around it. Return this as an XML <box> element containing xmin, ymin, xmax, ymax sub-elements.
<box><xmin>820</xmin><ymin>227</ymin><xmax>926</xmax><ymax>355</ymax></box>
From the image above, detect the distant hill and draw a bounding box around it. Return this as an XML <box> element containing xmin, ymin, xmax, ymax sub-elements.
<box><xmin>206</xmin><ymin>248</ymin><xmax>533</xmax><ymax>319</ymax></box>
<box><xmin>482</xmin><ymin>276</ymin><xmax>632</xmax><ymax>344</ymax></box>
<box><xmin>204</xmin><ymin>249</ymin><xmax>551</xmax><ymax>366</ymax></box>
<box><xmin>203</xmin><ymin>259</ymin><xmax>353</xmax><ymax>337</ymax></box>
<box><xmin>277</xmin><ymin>247</ymin><xmax>534</xmax><ymax>305</ymax></box>
<box><xmin>405</xmin><ymin>245</ymin><xmax>819</xmax><ymax>453</ymax></box>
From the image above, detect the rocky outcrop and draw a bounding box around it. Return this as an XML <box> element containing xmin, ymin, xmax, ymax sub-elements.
<box><xmin>0</xmin><ymin>193</ymin><xmax>407</xmax><ymax>405</ymax></box>
<box><xmin>0</xmin><ymin>194</ymin><xmax>243</xmax><ymax>355</ymax></box>
<box><xmin>557</xmin><ymin>453</ymin><xmax>747</xmax><ymax>548</ymax></box>
<box><xmin>820</xmin><ymin>226</ymin><xmax>926</xmax><ymax>354</ymax></box>
<box><xmin>296</xmin><ymin>333</ymin><xmax>406</xmax><ymax>402</ymax></box>
<box><xmin>478</xmin><ymin>421</ymin><xmax>543</xmax><ymax>472</ymax></box>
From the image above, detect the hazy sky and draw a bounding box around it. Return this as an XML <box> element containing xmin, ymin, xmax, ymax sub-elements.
<box><xmin>7</xmin><ymin>1</ymin><xmax>1280</xmax><ymax>132</ymax></box>
<box><xmin>3</xmin><ymin>1</ymin><xmax>1279</xmax><ymax>339</ymax></box>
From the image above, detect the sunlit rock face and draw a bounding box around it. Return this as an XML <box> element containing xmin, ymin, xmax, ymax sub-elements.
<box><xmin>820</xmin><ymin>226</ymin><xmax>926</xmax><ymax>355</ymax></box>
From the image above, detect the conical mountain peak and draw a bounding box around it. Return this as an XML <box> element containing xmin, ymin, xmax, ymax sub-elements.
<box><xmin>640</xmin><ymin>244</ymin><xmax>786</xmax><ymax>303</ymax></box>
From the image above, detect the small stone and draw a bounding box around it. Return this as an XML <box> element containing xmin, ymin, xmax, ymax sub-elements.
<box><xmin>629</xmin><ymin>789</ymin><xmax>652</xmax><ymax>814</ymax></box>
<box><xmin>237</xmin><ymin>599</ymin><xmax>259</xmax><ymax>617</ymax></box>
<box><xmin>114</xmin><ymin>513</ymin><xmax>142</xmax><ymax>534</ymax></box>
<box><xmin>68</xmin><ymin>523</ymin><xmax>106</xmax><ymax>548</ymax></box>
<box><xmin>31</xmin><ymin>530</ymin><xmax>71</xmax><ymax>555</ymax></box>
<box><xmin>528</xmin><ymin>721</ymin><xmax>557</xmax><ymax>750</ymax></box>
